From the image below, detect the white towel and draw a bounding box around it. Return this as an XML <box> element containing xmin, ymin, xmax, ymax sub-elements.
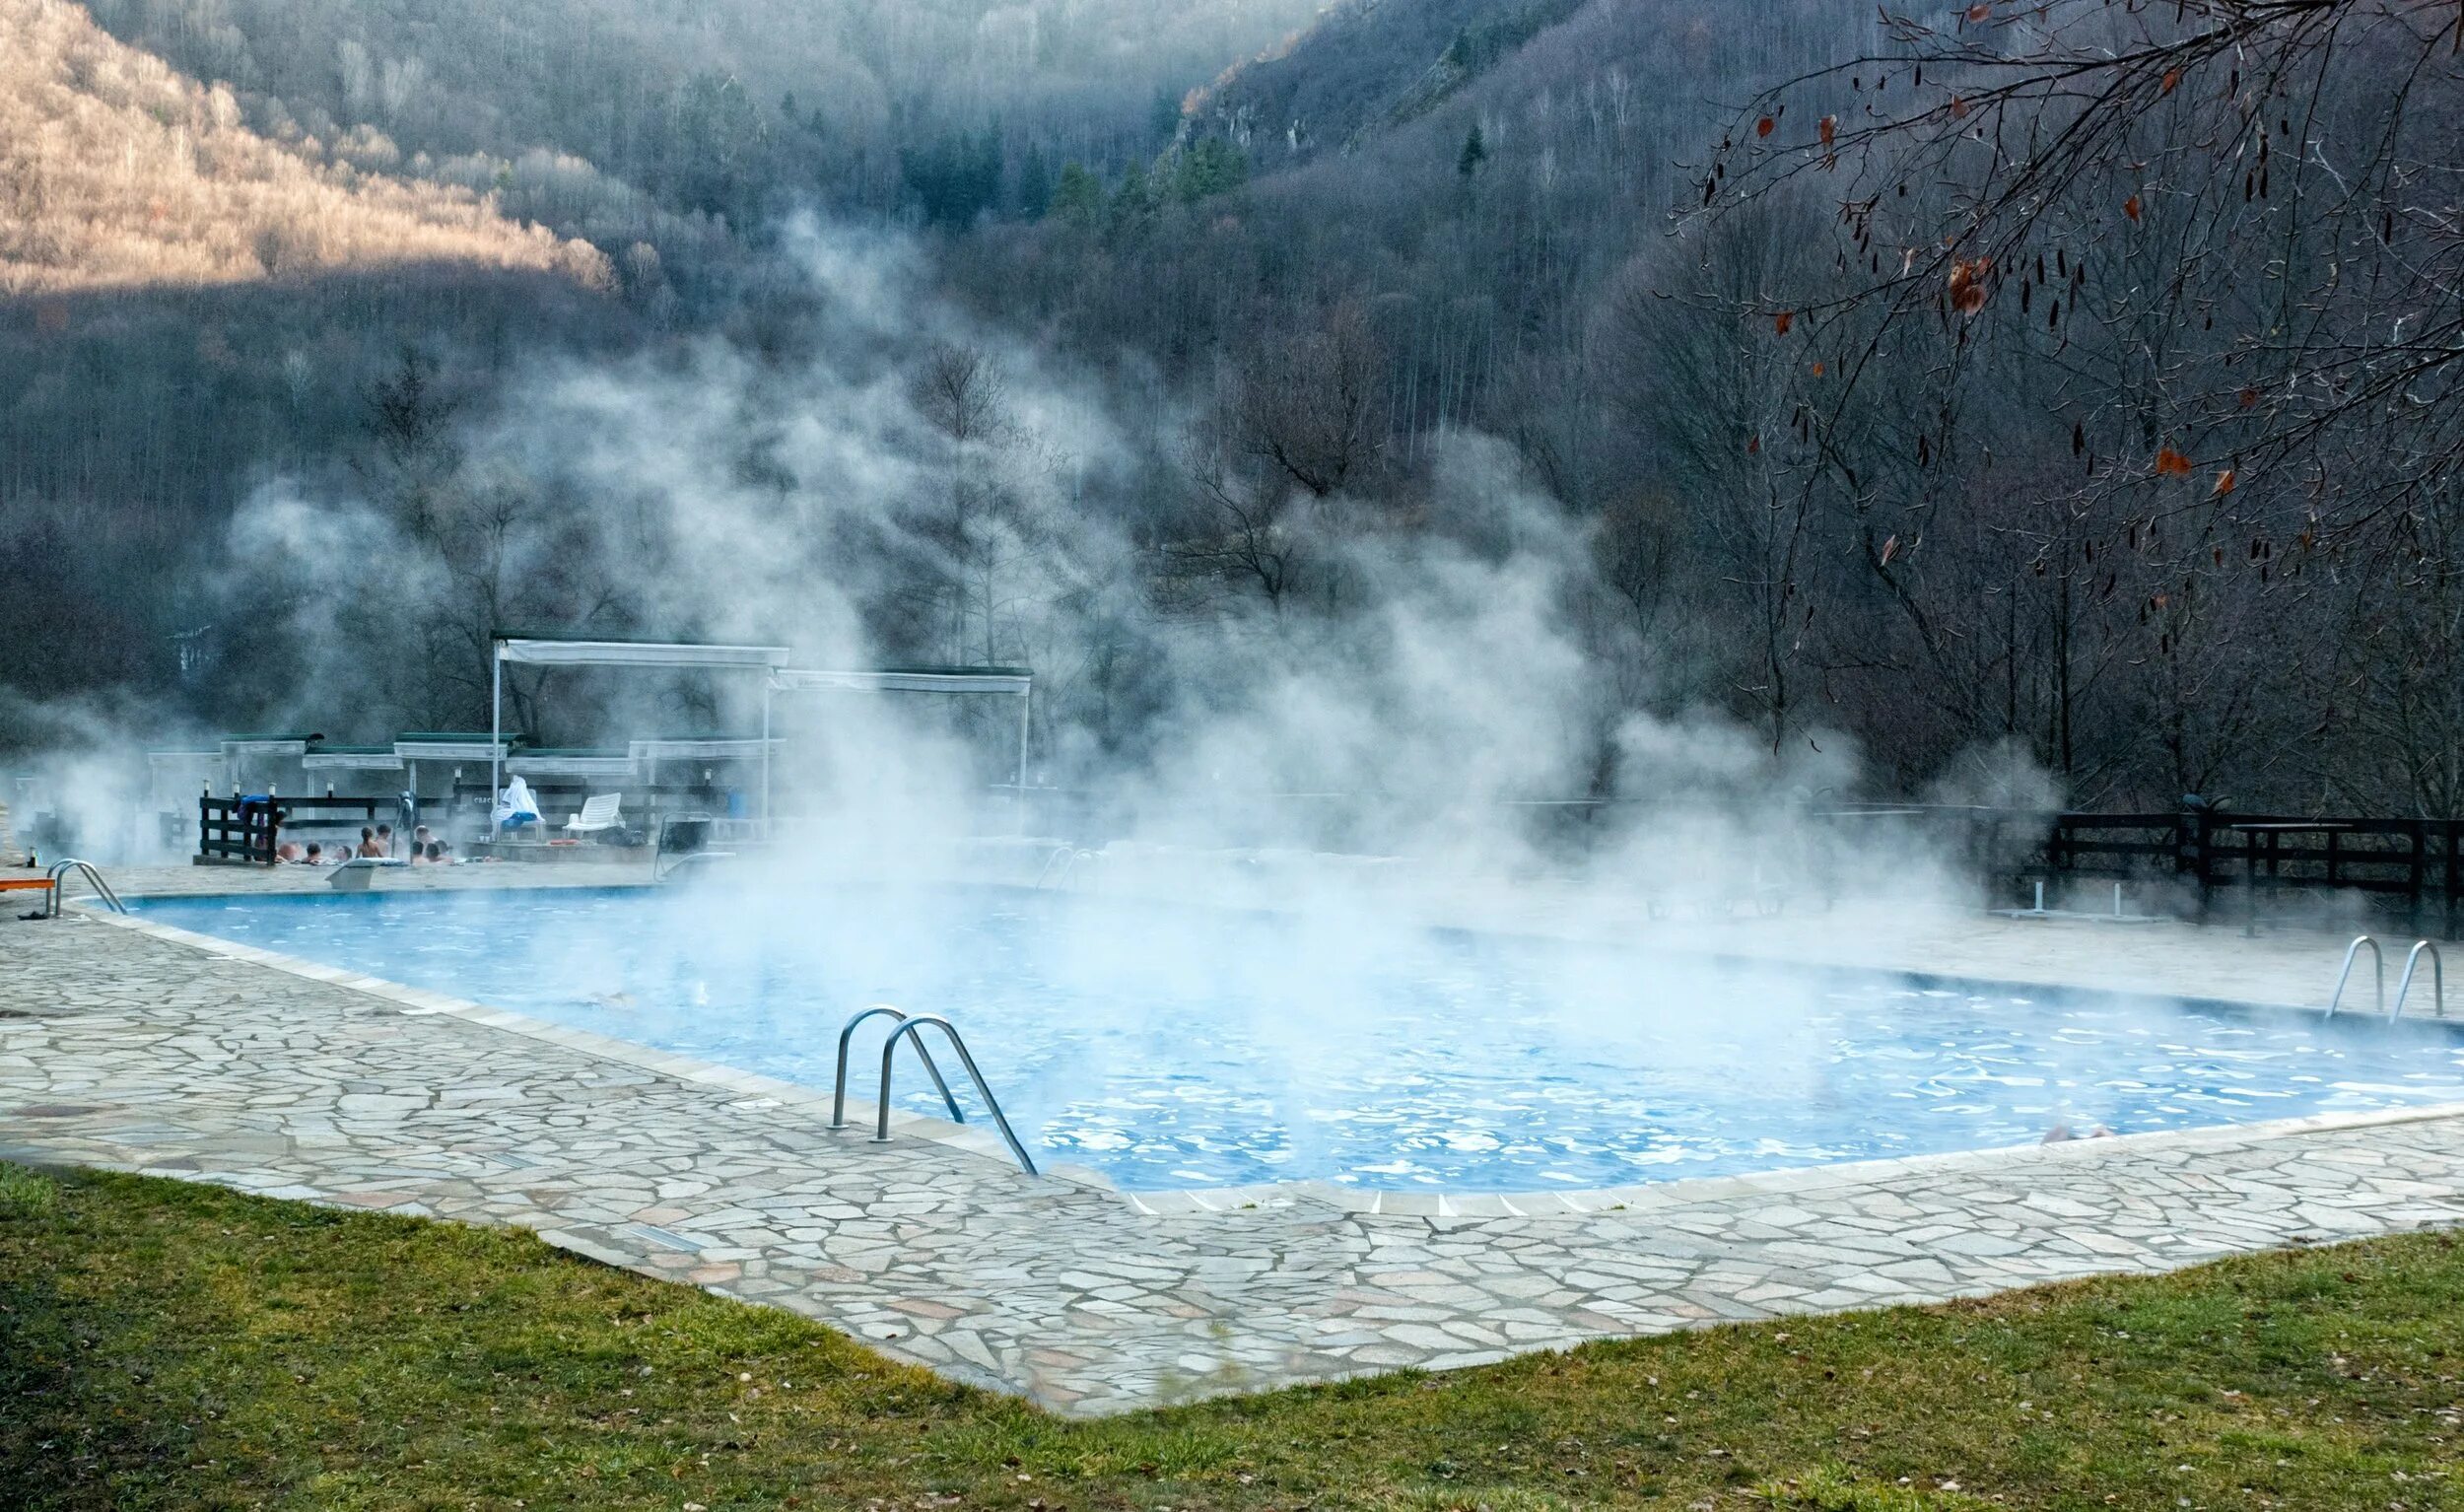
<box><xmin>493</xmin><ymin>775</ymin><xmax>542</xmax><ymax>828</ymax></box>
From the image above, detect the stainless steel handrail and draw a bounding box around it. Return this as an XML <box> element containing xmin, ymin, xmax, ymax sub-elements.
<box><xmin>652</xmin><ymin>849</ymin><xmax>735</xmax><ymax>883</ymax></box>
<box><xmin>874</xmin><ymin>1014</ymin><xmax>1038</xmax><ymax>1176</ymax></box>
<box><xmin>44</xmin><ymin>858</ymin><xmax>126</xmax><ymax>917</ymax></box>
<box><xmin>2326</xmin><ymin>934</ymin><xmax>2383</xmax><ymax>1017</ymax></box>
<box><xmin>1033</xmin><ymin>844</ymin><xmax>1089</xmax><ymax>889</ymax></box>
<box><xmin>2391</xmin><ymin>940</ymin><xmax>2445</xmax><ymax>1021</ymax></box>
<box><xmin>829</xmin><ymin>1004</ymin><xmax>962</xmax><ymax>1129</ymax></box>
<box><xmin>651</xmin><ymin>812</ymin><xmax>735</xmax><ymax>882</ymax></box>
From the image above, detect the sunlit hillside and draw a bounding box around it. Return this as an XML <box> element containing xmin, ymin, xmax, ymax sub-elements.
<box><xmin>0</xmin><ymin>0</ymin><xmax>611</xmax><ymax>296</ymax></box>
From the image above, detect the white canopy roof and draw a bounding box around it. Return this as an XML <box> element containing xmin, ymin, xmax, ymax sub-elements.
<box><xmin>630</xmin><ymin>737</ymin><xmax>780</xmax><ymax>762</ymax></box>
<box><xmin>394</xmin><ymin>736</ymin><xmax>513</xmax><ymax>761</ymax></box>
<box><xmin>496</xmin><ymin>637</ymin><xmax>790</xmax><ymax>669</ymax></box>
<box><xmin>509</xmin><ymin>751</ymin><xmax>639</xmax><ymax>779</ymax></box>
<box><xmin>771</xmin><ymin>667</ymin><xmax>1031</xmax><ymax>696</ymax></box>
<box><xmin>302</xmin><ymin>750</ymin><xmax>406</xmax><ymax>771</ymax></box>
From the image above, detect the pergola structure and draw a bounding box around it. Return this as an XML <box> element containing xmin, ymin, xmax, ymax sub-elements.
<box><xmin>487</xmin><ymin>635</ymin><xmax>1035</xmax><ymax>836</ymax></box>
<box><xmin>763</xmin><ymin>665</ymin><xmax>1032</xmax><ymax>827</ymax></box>
<box><xmin>146</xmin><ymin>748</ymin><xmax>222</xmax><ymax>811</ymax></box>
<box><xmin>394</xmin><ymin>732</ymin><xmax>516</xmax><ymax>810</ymax></box>
<box><xmin>491</xmin><ymin>635</ymin><xmax>789</xmax><ymax>836</ymax></box>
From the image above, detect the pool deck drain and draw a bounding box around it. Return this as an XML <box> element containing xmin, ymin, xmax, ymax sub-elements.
<box><xmin>6</xmin><ymin>867</ymin><xmax>2464</xmax><ymax>1413</ymax></box>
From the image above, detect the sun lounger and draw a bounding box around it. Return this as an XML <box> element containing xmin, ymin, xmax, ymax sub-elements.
<box><xmin>563</xmin><ymin>792</ymin><xmax>624</xmax><ymax>835</ymax></box>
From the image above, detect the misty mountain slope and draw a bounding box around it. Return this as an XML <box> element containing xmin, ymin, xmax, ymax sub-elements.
<box><xmin>0</xmin><ymin>0</ymin><xmax>611</xmax><ymax>295</ymax></box>
<box><xmin>80</xmin><ymin>0</ymin><xmax>1331</xmax><ymax>237</ymax></box>
<box><xmin>1201</xmin><ymin>0</ymin><xmax>1873</xmax><ymax>172</ymax></box>
<box><xmin>981</xmin><ymin>0</ymin><xmax>1877</xmax><ymax>390</ymax></box>
<box><xmin>1196</xmin><ymin>0</ymin><xmax>1586</xmax><ymax>158</ymax></box>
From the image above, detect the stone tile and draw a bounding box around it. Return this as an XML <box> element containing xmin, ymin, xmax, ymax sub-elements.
<box><xmin>6</xmin><ymin>877</ymin><xmax>2464</xmax><ymax>1417</ymax></box>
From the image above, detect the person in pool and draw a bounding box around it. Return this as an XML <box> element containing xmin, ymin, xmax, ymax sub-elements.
<box><xmin>355</xmin><ymin>826</ymin><xmax>381</xmax><ymax>859</ymax></box>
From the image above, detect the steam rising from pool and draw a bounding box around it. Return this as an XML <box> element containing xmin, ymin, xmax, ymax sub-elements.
<box><xmin>134</xmin><ymin>887</ymin><xmax>2464</xmax><ymax>1192</ymax></box>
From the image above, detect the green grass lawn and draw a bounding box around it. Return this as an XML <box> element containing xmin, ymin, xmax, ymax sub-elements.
<box><xmin>3</xmin><ymin>1162</ymin><xmax>2460</xmax><ymax>1511</ymax></box>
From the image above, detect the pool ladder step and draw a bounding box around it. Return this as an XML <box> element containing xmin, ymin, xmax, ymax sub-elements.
<box><xmin>826</xmin><ymin>1005</ymin><xmax>1039</xmax><ymax>1176</ymax></box>
<box><xmin>2327</xmin><ymin>935</ymin><xmax>2445</xmax><ymax>1020</ymax></box>
<box><xmin>43</xmin><ymin>859</ymin><xmax>127</xmax><ymax>918</ymax></box>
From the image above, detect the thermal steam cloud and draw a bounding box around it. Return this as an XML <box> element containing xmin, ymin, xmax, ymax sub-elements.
<box><xmin>26</xmin><ymin>214</ymin><xmax>2042</xmax><ymax>904</ymax></box>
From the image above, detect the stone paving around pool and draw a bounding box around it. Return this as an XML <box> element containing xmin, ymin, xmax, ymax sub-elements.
<box><xmin>8</xmin><ymin>876</ymin><xmax>2464</xmax><ymax>1416</ymax></box>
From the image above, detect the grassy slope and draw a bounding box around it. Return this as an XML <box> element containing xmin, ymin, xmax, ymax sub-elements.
<box><xmin>3</xmin><ymin>1162</ymin><xmax>2460</xmax><ymax>1511</ymax></box>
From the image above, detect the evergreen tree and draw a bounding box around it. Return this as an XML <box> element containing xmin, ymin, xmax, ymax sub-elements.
<box><xmin>1172</xmin><ymin>138</ymin><xmax>1248</xmax><ymax>204</ymax></box>
<box><xmin>1458</xmin><ymin>121</ymin><xmax>1487</xmax><ymax>177</ymax></box>
<box><xmin>1106</xmin><ymin>160</ymin><xmax>1156</xmax><ymax>241</ymax></box>
<box><xmin>1049</xmin><ymin>161</ymin><xmax>1102</xmax><ymax>227</ymax></box>
<box><xmin>903</xmin><ymin>127</ymin><xmax>1005</xmax><ymax>228</ymax></box>
<box><xmin>1016</xmin><ymin>140</ymin><xmax>1052</xmax><ymax>218</ymax></box>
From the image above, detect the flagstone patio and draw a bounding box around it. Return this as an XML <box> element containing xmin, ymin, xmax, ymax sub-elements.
<box><xmin>5</xmin><ymin>875</ymin><xmax>2462</xmax><ymax>1414</ymax></box>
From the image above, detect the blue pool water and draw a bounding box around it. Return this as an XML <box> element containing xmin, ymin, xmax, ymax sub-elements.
<box><xmin>134</xmin><ymin>887</ymin><xmax>2464</xmax><ymax>1192</ymax></box>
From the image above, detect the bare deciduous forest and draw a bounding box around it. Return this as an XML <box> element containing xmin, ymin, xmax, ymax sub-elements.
<box><xmin>4</xmin><ymin>0</ymin><xmax>2459</xmax><ymax>816</ymax></box>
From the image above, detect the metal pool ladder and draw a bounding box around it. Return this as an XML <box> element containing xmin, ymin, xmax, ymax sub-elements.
<box><xmin>44</xmin><ymin>859</ymin><xmax>126</xmax><ymax>918</ymax></box>
<box><xmin>2327</xmin><ymin>934</ymin><xmax>2447</xmax><ymax>1020</ymax></box>
<box><xmin>2391</xmin><ymin>940</ymin><xmax>2445</xmax><ymax>1021</ymax></box>
<box><xmin>1033</xmin><ymin>844</ymin><xmax>1090</xmax><ymax>889</ymax></box>
<box><xmin>2326</xmin><ymin>935</ymin><xmax>2385</xmax><ymax>1016</ymax></box>
<box><xmin>827</xmin><ymin>1005</ymin><xmax>1039</xmax><ymax>1176</ymax></box>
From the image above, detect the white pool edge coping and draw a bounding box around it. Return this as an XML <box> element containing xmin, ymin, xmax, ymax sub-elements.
<box><xmin>69</xmin><ymin>899</ymin><xmax>2464</xmax><ymax>1223</ymax></box>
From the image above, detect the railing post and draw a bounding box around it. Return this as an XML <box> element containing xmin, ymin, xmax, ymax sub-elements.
<box><xmin>2408</xmin><ymin>819</ymin><xmax>2429</xmax><ymax>937</ymax></box>
<box><xmin>2434</xmin><ymin>822</ymin><xmax>2454</xmax><ymax>940</ymax></box>
<box><xmin>2176</xmin><ymin>809</ymin><xmax>2206</xmax><ymax>919</ymax></box>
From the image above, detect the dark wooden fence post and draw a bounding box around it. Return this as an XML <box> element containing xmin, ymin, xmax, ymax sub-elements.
<box><xmin>2176</xmin><ymin>809</ymin><xmax>2206</xmax><ymax>918</ymax></box>
<box><xmin>2447</xmin><ymin>819</ymin><xmax>2461</xmax><ymax>940</ymax></box>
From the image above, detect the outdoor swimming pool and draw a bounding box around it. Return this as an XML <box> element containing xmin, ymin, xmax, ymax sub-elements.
<box><xmin>134</xmin><ymin>886</ymin><xmax>2464</xmax><ymax>1192</ymax></box>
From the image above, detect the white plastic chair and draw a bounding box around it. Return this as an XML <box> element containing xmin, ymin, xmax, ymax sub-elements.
<box><xmin>563</xmin><ymin>793</ymin><xmax>624</xmax><ymax>835</ymax></box>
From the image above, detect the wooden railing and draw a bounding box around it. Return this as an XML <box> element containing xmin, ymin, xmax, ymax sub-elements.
<box><xmin>196</xmin><ymin>793</ymin><xmax>389</xmax><ymax>865</ymax></box>
<box><xmin>2025</xmin><ymin>809</ymin><xmax>2464</xmax><ymax>935</ymax></box>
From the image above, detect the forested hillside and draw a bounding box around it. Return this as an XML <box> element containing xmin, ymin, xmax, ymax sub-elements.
<box><xmin>0</xmin><ymin>0</ymin><xmax>627</xmax><ymax>714</ymax></box>
<box><xmin>80</xmin><ymin>0</ymin><xmax>1327</xmax><ymax>280</ymax></box>
<box><xmin>4</xmin><ymin>0</ymin><xmax>2461</xmax><ymax>827</ymax></box>
<box><xmin>950</xmin><ymin>0</ymin><xmax>2464</xmax><ymax>813</ymax></box>
<box><xmin>0</xmin><ymin>0</ymin><xmax>608</xmax><ymax>296</ymax></box>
